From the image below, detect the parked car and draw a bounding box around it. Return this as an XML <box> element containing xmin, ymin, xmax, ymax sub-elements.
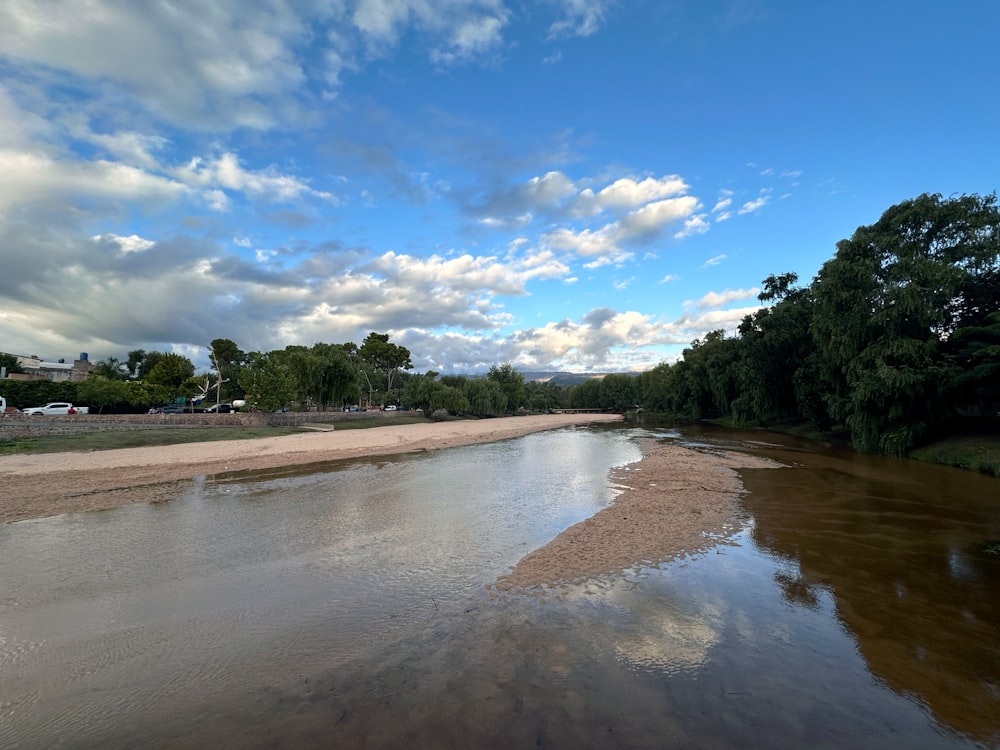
<box><xmin>20</xmin><ymin>402</ymin><xmax>90</xmax><ymax>416</ymax></box>
<box><xmin>205</xmin><ymin>403</ymin><xmax>232</xmax><ymax>413</ymax></box>
<box><xmin>0</xmin><ymin>396</ymin><xmax>20</xmax><ymax>415</ymax></box>
<box><xmin>150</xmin><ymin>404</ymin><xmax>186</xmax><ymax>414</ymax></box>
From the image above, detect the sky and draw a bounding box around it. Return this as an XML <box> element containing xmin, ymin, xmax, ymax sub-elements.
<box><xmin>1</xmin><ymin>1</ymin><xmax>998</xmax><ymax>375</ymax></box>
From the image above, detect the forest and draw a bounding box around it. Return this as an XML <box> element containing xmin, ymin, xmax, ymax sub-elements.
<box><xmin>3</xmin><ymin>193</ymin><xmax>997</xmax><ymax>458</ymax></box>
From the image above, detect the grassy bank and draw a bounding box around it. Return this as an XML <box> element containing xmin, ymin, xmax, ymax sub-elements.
<box><xmin>647</xmin><ymin>412</ymin><xmax>1000</xmax><ymax>477</ymax></box>
<box><xmin>0</xmin><ymin>415</ymin><xmax>432</xmax><ymax>455</ymax></box>
<box><xmin>909</xmin><ymin>437</ymin><xmax>1000</xmax><ymax>477</ymax></box>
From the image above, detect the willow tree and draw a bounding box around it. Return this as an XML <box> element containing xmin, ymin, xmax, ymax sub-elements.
<box><xmin>811</xmin><ymin>193</ymin><xmax>1000</xmax><ymax>455</ymax></box>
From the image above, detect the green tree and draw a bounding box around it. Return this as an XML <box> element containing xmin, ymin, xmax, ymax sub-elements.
<box><xmin>402</xmin><ymin>371</ymin><xmax>468</xmax><ymax>417</ymax></box>
<box><xmin>359</xmin><ymin>332</ymin><xmax>412</xmax><ymax>393</ymax></box>
<box><xmin>0</xmin><ymin>352</ymin><xmax>24</xmax><ymax>375</ymax></box>
<box><xmin>600</xmin><ymin>373</ymin><xmax>639</xmax><ymax>412</ymax></box>
<box><xmin>78</xmin><ymin>376</ymin><xmax>131</xmax><ymax>413</ymax></box>
<box><xmin>92</xmin><ymin>355</ymin><xmax>130</xmax><ymax>381</ymax></box>
<box><xmin>524</xmin><ymin>380</ymin><xmax>566</xmax><ymax>412</ymax></box>
<box><xmin>486</xmin><ymin>362</ymin><xmax>525</xmax><ymax>413</ymax></box>
<box><xmin>811</xmin><ymin>193</ymin><xmax>1000</xmax><ymax>454</ymax></box>
<box><xmin>208</xmin><ymin>338</ymin><xmax>246</xmax><ymax>401</ymax></box>
<box><xmin>126</xmin><ymin>349</ymin><xmax>147</xmax><ymax>379</ymax></box>
<box><xmin>463</xmin><ymin>378</ymin><xmax>507</xmax><ymax>417</ymax></box>
<box><xmin>238</xmin><ymin>351</ymin><xmax>294</xmax><ymax>412</ymax></box>
<box><xmin>733</xmin><ymin>274</ymin><xmax>815</xmax><ymax>425</ymax></box>
<box><xmin>144</xmin><ymin>353</ymin><xmax>196</xmax><ymax>388</ymax></box>
<box><xmin>569</xmin><ymin>378</ymin><xmax>602</xmax><ymax>409</ymax></box>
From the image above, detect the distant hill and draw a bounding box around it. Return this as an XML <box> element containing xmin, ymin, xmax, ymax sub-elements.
<box><xmin>436</xmin><ymin>371</ymin><xmax>624</xmax><ymax>387</ymax></box>
<box><xmin>518</xmin><ymin>371</ymin><xmax>606</xmax><ymax>387</ymax></box>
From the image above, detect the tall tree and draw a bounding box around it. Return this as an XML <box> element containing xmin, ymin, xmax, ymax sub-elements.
<box><xmin>92</xmin><ymin>356</ymin><xmax>130</xmax><ymax>381</ymax></box>
<box><xmin>811</xmin><ymin>193</ymin><xmax>1000</xmax><ymax>454</ymax></box>
<box><xmin>238</xmin><ymin>351</ymin><xmax>294</xmax><ymax>412</ymax></box>
<box><xmin>359</xmin><ymin>332</ymin><xmax>412</xmax><ymax>392</ymax></box>
<box><xmin>144</xmin><ymin>353</ymin><xmax>195</xmax><ymax>388</ymax></box>
<box><xmin>208</xmin><ymin>338</ymin><xmax>246</xmax><ymax>401</ymax></box>
<box><xmin>487</xmin><ymin>362</ymin><xmax>525</xmax><ymax>413</ymax></box>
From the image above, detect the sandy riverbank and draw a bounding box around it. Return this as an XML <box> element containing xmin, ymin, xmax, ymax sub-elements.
<box><xmin>0</xmin><ymin>414</ymin><xmax>622</xmax><ymax>523</ymax></box>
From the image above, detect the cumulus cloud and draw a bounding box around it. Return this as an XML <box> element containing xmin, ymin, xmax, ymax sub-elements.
<box><xmin>92</xmin><ymin>233</ymin><xmax>156</xmax><ymax>255</ymax></box>
<box><xmin>173</xmin><ymin>152</ymin><xmax>337</xmax><ymax>206</ymax></box>
<box><xmin>688</xmin><ymin>288</ymin><xmax>760</xmax><ymax>310</ymax></box>
<box><xmin>548</xmin><ymin>0</ymin><xmax>612</xmax><ymax>38</ymax></box>
<box><xmin>738</xmin><ymin>190</ymin><xmax>771</xmax><ymax>215</ymax></box>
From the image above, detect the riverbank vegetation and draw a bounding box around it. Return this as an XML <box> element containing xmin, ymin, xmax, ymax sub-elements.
<box><xmin>569</xmin><ymin>193</ymin><xmax>1000</xmax><ymax>471</ymax></box>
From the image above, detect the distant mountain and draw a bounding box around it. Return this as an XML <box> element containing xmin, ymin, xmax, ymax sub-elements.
<box><xmin>518</xmin><ymin>371</ymin><xmax>606</xmax><ymax>387</ymax></box>
<box><xmin>436</xmin><ymin>370</ymin><xmax>626</xmax><ymax>387</ymax></box>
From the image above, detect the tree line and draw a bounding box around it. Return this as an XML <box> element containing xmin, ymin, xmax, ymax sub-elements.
<box><xmin>4</xmin><ymin>332</ymin><xmax>572</xmax><ymax>418</ymax></box>
<box><xmin>566</xmin><ymin>193</ymin><xmax>1000</xmax><ymax>456</ymax></box>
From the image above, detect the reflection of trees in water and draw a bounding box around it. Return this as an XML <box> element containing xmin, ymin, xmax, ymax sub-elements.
<box><xmin>773</xmin><ymin>570</ymin><xmax>821</xmax><ymax>609</ymax></box>
<box><xmin>741</xmin><ymin>459</ymin><xmax>1000</xmax><ymax>746</ymax></box>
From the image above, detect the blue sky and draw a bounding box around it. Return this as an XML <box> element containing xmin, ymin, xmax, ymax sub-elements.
<box><xmin>1</xmin><ymin>0</ymin><xmax>997</xmax><ymax>374</ymax></box>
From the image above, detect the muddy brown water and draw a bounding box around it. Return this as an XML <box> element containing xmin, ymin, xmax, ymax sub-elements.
<box><xmin>1</xmin><ymin>425</ymin><xmax>998</xmax><ymax>749</ymax></box>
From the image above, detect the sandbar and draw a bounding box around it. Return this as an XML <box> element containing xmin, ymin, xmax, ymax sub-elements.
<box><xmin>0</xmin><ymin>414</ymin><xmax>622</xmax><ymax>524</ymax></box>
<box><xmin>496</xmin><ymin>440</ymin><xmax>782</xmax><ymax>590</ymax></box>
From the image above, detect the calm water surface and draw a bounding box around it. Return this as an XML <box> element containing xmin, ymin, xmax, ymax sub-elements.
<box><xmin>1</xmin><ymin>425</ymin><xmax>998</xmax><ymax>749</ymax></box>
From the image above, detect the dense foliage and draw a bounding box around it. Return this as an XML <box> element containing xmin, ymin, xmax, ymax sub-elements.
<box><xmin>607</xmin><ymin>193</ymin><xmax>1000</xmax><ymax>456</ymax></box>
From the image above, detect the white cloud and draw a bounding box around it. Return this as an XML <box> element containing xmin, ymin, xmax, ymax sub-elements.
<box><xmin>701</xmin><ymin>254</ymin><xmax>727</xmax><ymax>267</ymax></box>
<box><xmin>620</xmin><ymin>196</ymin><xmax>699</xmax><ymax>236</ymax></box>
<box><xmin>738</xmin><ymin>194</ymin><xmax>770</xmax><ymax>215</ymax></box>
<box><xmin>594</xmin><ymin>175</ymin><xmax>688</xmax><ymax>209</ymax></box>
<box><xmin>674</xmin><ymin>214</ymin><xmax>710</xmax><ymax>239</ymax></box>
<box><xmin>659</xmin><ymin>274</ymin><xmax>679</xmax><ymax>284</ymax></box>
<box><xmin>0</xmin><ymin>147</ymin><xmax>189</xmax><ymax>214</ymax></box>
<box><xmin>711</xmin><ymin>197</ymin><xmax>732</xmax><ymax>213</ymax></box>
<box><xmin>0</xmin><ymin>0</ymin><xmax>312</xmax><ymax>130</ymax></box>
<box><xmin>542</xmin><ymin>224</ymin><xmax>620</xmax><ymax>258</ymax></box>
<box><xmin>548</xmin><ymin>0</ymin><xmax>612</xmax><ymax>38</ymax></box>
<box><xmin>173</xmin><ymin>152</ymin><xmax>334</xmax><ymax>204</ymax></box>
<box><xmin>689</xmin><ymin>288</ymin><xmax>760</xmax><ymax>310</ymax></box>
<box><xmin>92</xmin><ymin>233</ymin><xmax>156</xmax><ymax>254</ymax></box>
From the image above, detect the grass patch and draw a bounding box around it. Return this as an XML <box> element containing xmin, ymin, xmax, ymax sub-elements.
<box><xmin>909</xmin><ymin>436</ymin><xmax>1000</xmax><ymax>477</ymax></box>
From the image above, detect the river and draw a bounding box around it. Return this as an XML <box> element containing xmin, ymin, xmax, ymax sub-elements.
<box><xmin>1</xmin><ymin>425</ymin><xmax>998</xmax><ymax>748</ymax></box>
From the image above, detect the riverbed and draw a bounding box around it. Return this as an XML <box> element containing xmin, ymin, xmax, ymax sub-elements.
<box><xmin>1</xmin><ymin>425</ymin><xmax>997</xmax><ymax>748</ymax></box>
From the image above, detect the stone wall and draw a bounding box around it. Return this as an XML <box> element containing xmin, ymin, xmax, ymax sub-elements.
<box><xmin>0</xmin><ymin>409</ymin><xmax>415</xmax><ymax>441</ymax></box>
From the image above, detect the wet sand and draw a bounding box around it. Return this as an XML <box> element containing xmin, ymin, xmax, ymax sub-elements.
<box><xmin>0</xmin><ymin>414</ymin><xmax>622</xmax><ymax>523</ymax></box>
<box><xmin>496</xmin><ymin>440</ymin><xmax>782</xmax><ymax>589</ymax></box>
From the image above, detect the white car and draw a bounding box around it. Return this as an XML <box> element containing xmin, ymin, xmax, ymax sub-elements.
<box><xmin>21</xmin><ymin>402</ymin><xmax>89</xmax><ymax>415</ymax></box>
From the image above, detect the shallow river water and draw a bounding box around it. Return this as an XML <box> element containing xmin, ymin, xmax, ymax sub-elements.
<box><xmin>1</xmin><ymin>425</ymin><xmax>998</xmax><ymax>749</ymax></box>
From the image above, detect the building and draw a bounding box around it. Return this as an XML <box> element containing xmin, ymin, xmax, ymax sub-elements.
<box><xmin>4</xmin><ymin>353</ymin><xmax>95</xmax><ymax>383</ymax></box>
